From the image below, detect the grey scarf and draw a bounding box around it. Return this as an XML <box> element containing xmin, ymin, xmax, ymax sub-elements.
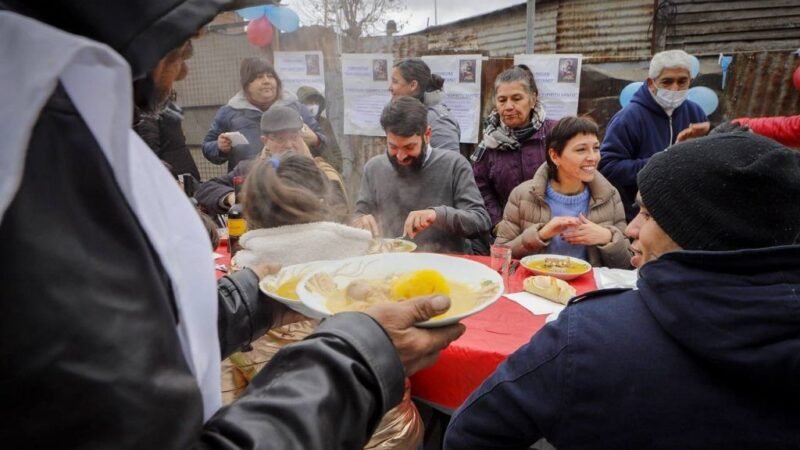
<box><xmin>471</xmin><ymin>102</ymin><xmax>546</xmax><ymax>162</ymax></box>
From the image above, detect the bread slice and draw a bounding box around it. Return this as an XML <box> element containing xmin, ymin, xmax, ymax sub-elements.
<box><xmin>523</xmin><ymin>275</ymin><xmax>577</xmax><ymax>305</ymax></box>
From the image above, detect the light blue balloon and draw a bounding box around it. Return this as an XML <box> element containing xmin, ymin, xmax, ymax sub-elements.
<box><xmin>690</xmin><ymin>55</ymin><xmax>700</xmax><ymax>78</ymax></box>
<box><xmin>237</xmin><ymin>6</ymin><xmax>268</xmax><ymax>21</ymax></box>
<box><xmin>265</xmin><ymin>5</ymin><xmax>300</xmax><ymax>32</ymax></box>
<box><xmin>619</xmin><ymin>81</ymin><xmax>643</xmax><ymax>107</ymax></box>
<box><xmin>687</xmin><ymin>86</ymin><xmax>718</xmax><ymax>115</ymax></box>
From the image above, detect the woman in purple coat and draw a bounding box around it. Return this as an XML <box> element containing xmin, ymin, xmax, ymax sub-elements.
<box><xmin>472</xmin><ymin>65</ymin><xmax>557</xmax><ymax>228</ymax></box>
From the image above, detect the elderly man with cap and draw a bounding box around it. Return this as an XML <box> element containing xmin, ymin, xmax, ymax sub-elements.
<box><xmin>444</xmin><ymin>132</ymin><xmax>800</xmax><ymax>449</ymax></box>
<box><xmin>196</xmin><ymin>105</ymin><xmax>348</xmax><ymax>218</ymax></box>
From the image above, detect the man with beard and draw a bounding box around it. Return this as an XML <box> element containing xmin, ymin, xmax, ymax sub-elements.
<box><xmin>0</xmin><ymin>1</ymin><xmax>465</xmax><ymax>448</ymax></box>
<box><xmin>352</xmin><ymin>96</ymin><xmax>491</xmax><ymax>253</ymax></box>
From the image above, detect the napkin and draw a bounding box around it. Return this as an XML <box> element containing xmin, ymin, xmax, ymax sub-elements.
<box><xmin>223</xmin><ymin>131</ymin><xmax>249</xmax><ymax>146</ymax></box>
<box><xmin>593</xmin><ymin>267</ymin><xmax>639</xmax><ymax>290</ymax></box>
<box><xmin>505</xmin><ymin>291</ymin><xmax>566</xmax><ymax>316</ymax></box>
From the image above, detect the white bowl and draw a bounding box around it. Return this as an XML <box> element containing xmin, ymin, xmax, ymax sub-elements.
<box><xmin>296</xmin><ymin>253</ymin><xmax>504</xmax><ymax>327</ymax></box>
<box><xmin>259</xmin><ymin>260</ymin><xmax>332</xmax><ymax>319</ymax></box>
<box><xmin>520</xmin><ymin>254</ymin><xmax>592</xmax><ymax>281</ymax></box>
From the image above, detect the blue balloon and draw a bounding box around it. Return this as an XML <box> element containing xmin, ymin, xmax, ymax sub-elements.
<box><xmin>619</xmin><ymin>81</ymin><xmax>643</xmax><ymax>107</ymax></box>
<box><xmin>687</xmin><ymin>86</ymin><xmax>718</xmax><ymax>115</ymax></box>
<box><xmin>237</xmin><ymin>6</ymin><xmax>268</xmax><ymax>21</ymax></box>
<box><xmin>265</xmin><ymin>5</ymin><xmax>300</xmax><ymax>32</ymax></box>
<box><xmin>690</xmin><ymin>55</ymin><xmax>700</xmax><ymax>78</ymax></box>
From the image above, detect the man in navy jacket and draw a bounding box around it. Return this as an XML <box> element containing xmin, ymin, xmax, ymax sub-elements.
<box><xmin>599</xmin><ymin>50</ymin><xmax>709</xmax><ymax>221</ymax></box>
<box><xmin>444</xmin><ymin>133</ymin><xmax>800</xmax><ymax>450</ymax></box>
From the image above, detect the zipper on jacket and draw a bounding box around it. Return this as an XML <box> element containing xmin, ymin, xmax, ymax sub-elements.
<box><xmin>669</xmin><ymin>116</ymin><xmax>674</xmax><ymax>145</ymax></box>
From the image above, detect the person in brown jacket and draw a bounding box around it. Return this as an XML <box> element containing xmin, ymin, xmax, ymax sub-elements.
<box><xmin>495</xmin><ymin>116</ymin><xmax>631</xmax><ymax>268</ymax></box>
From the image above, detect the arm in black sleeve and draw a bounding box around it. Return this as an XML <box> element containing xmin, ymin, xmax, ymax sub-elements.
<box><xmin>197</xmin><ymin>313</ymin><xmax>405</xmax><ymax>450</ymax></box>
<box><xmin>216</xmin><ymin>268</ymin><xmax>277</xmax><ymax>359</ymax></box>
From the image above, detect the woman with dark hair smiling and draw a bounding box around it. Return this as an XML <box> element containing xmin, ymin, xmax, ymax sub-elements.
<box><xmin>389</xmin><ymin>58</ymin><xmax>461</xmax><ymax>152</ymax></box>
<box><xmin>495</xmin><ymin>116</ymin><xmax>630</xmax><ymax>268</ymax></box>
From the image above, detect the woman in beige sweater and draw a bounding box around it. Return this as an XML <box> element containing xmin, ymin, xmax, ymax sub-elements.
<box><xmin>495</xmin><ymin>116</ymin><xmax>631</xmax><ymax>269</ymax></box>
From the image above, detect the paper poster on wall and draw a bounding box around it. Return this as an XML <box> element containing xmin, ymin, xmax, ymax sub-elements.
<box><xmin>274</xmin><ymin>51</ymin><xmax>326</xmax><ymax>98</ymax></box>
<box><xmin>341</xmin><ymin>53</ymin><xmax>393</xmax><ymax>136</ymax></box>
<box><xmin>421</xmin><ymin>54</ymin><xmax>483</xmax><ymax>143</ymax></box>
<box><xmin>514</xmin><ymin>54</ymin><xmax>582</xmax><ymax>120</ymax></box>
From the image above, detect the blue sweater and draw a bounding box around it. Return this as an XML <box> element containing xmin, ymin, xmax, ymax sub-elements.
<box><xmin>598</xmin><ymin>83</ymin><xmax>707</xmax><ymax>220</ymax></box>
<box><xmin>544</xmin><ymin>184</ymin><xmax>589</xmax><ymax>260</ymax></box>
<box><xmin>445</xmin><ymin>245</ymin><xmax>800</xmax><ymax>449</ymax></box>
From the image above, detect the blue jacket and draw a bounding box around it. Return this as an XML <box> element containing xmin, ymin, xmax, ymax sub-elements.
<box><xmin>202</xmin><ymin>91</ymin><xmax>327</xmax><ymax>172</ymax></box>
<box><xmin>598</xmin><ymin>83</ymin><xmax>707</xmax><ymax>220</ymax></box>
<box><xmin>445</xmin><ymin>246</ymin><xmax>800</xmax><ymax>450</ymax></box>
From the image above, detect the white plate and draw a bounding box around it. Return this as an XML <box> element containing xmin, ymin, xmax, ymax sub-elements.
<box><xmin>259</xmin><ymin>261</ymin><xmax>332</xmax><ymax>319</ymax></box>
<box><xmin>520</xmin><ymin>254</ymin><xmax>592</xmax><ymax>281</ymax></box>
<box><xmin>296</xmin><ymin>253</ymin><xmax>504</xmax><ymax>327</ymax></box>
<box><xmin>367</xmin><ymin>238</ymin><xmax>417</xmax><ymax>254</ymax></box>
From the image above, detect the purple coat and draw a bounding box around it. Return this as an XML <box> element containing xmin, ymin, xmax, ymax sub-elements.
<box><xmin>473</xmin><ymin>119</ymin><xmax>557</xmax><ymax>227</ymax></box>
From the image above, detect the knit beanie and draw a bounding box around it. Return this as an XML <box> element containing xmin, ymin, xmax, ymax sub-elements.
<box><xmin>638</xmin><ymin>133</ymin><xmax>800</xmax><ymax>251</ymax></box>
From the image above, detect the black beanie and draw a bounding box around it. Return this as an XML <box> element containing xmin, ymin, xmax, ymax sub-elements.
<box><xmin>638</xmin><ymin>133</ymin><xmax>800</xmax><ymax>251</ymax></box>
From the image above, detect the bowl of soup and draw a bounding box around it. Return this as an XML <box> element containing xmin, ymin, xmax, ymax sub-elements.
<box><xmin>259</xmin><ymin>260</ymin><xmax>332</xmax><ymax>319</ymax></box>
<box><xmin>520</xmin><ymin>254</ymin><xmax>592</xmax><ymax>281</ymax></box>
<box><xmin>296</xmin><ymin>253</ymin><xmax>504</xmax><ymax>327</ymax></box>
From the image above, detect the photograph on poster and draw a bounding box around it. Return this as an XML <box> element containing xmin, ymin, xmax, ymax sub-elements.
<box><xmin>459</xmin><ymin>59</ymin><xmax>477</xmax><ymax>83</ymax></box>
<box><xmin>372</xmin><ymin>59</ymin><xmax>388</xmax><ymax>81</ymax></box>
<box><xmin>305</xmin><ymin>54</ymin><xmax>320</xmax><ymax>76</ymax></box>
<box><xmin>558</xmin><ymin>57</ymin><xmax>578</xmax><ymax>83</ymax></box>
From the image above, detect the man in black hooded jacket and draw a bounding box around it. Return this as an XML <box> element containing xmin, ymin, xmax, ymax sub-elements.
<box><xmin>0</xmin><ymin>1</ymin><xmax>464</xmax><ymax>448</ymax></box>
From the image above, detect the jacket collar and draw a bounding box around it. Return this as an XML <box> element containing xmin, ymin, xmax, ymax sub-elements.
<box><xmin>227</xmin><ymin>90</ymin><xmax>299</xmax><ymax>112</ymax></box>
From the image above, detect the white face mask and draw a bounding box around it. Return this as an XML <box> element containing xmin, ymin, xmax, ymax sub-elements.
<box><xmin>305</xmin><ymin>104</ymin><xmax>320</xmax><ymax>117</ymax></box>
<box><xmin>653</xmin><ymin>88</ymin><xmax>689</xmax><ymax>111</ymax></box>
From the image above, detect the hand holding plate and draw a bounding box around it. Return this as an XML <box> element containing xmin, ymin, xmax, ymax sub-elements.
<box><xmin>365</xmin><ymin>295</ymin><xmax>466</xmax><ymax>376</ymax></box>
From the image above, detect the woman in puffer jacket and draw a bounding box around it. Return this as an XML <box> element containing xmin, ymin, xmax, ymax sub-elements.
<box><xmin>495</xmin><ymin>116</ymin><xmax>631</xmax><ymax>269</ymax></box>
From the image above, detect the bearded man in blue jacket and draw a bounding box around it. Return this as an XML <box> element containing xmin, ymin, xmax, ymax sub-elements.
<box><xmin>599</xmin><ymin>49</ymin><xmax>709</xmax><ymax>221</ymax></box>
<box><xmin>444</xmin><ymin>132</ymin><xmax>800</xmax><ymax>450</ymax></box>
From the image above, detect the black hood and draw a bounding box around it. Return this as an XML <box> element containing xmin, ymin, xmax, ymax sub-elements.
<box><xmin>638</xmin><ymin>246</ymin><xmax>800</xmax><ymax>393</ymax></box>
<box><xmin>2</xmin><ymin>0</ymin><xmax>230</xmax><ymax>79</ymax></box>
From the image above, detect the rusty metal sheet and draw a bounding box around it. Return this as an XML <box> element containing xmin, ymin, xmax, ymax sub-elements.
<box><xmin>723</xmin><ymin>51</ymin><xmax>800</xmax><ymax>119</ymax></box>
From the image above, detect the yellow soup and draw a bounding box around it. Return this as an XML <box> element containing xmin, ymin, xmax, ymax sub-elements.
<box><xmin>524</xmin><ymin>258</ymin><xmax>588</xmax><ymax>274</ymax></box>
<box><xmin>273</xmin><ymin>275</ymin><xmax>302</xmax><ymax>300</ymax></box>
<box><xmin>308</xmin><ymin>269</ymin><xmax>498</xmax><ymax>321</ymax></box>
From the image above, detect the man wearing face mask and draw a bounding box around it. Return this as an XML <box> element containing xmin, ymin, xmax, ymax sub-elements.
<box><xmin>297</xmin><ymin>85</ymin><xmax>344</xmax><ymax>172</ymax></box>
<box><xmin>598</xmin><ymin>50</ymin><xmax>709</xmax><ymax>221</ymax></box>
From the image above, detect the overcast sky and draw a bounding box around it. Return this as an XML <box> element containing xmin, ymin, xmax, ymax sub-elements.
<box><xmin>283</xmin><ymin>0</ymin><xmax>525</xmax><ymax>35</ymax></box>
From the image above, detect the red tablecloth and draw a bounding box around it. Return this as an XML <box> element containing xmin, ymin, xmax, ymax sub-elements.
<box><xmin>409</xmin><ymin>255</ymin><xmax>597</xmax><ymax>411</ymax></box>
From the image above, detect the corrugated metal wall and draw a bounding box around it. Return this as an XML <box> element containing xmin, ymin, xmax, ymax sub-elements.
<box><xmin>419</xmin><ymin>0</ymin><xmax>653</xmax><ymax>61</ymax></box>
<box><xmin>722</xmin><ymin>51</ymin><xmax>800</xmax><ymax>119</ymax></box>
<box><xmin>474</xmin><ymin>1</ymin><xmax>558</xmax><ymax>56</ymax></box>
<box><xmin>665</xmin><ymin>0</ymin><xmax>800</xmax><ymax>54</ymax></box>
<box><xmin>557</xmin><ymin>0</ymin><xmax>654</xmax><ymax>62</ymax></box>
